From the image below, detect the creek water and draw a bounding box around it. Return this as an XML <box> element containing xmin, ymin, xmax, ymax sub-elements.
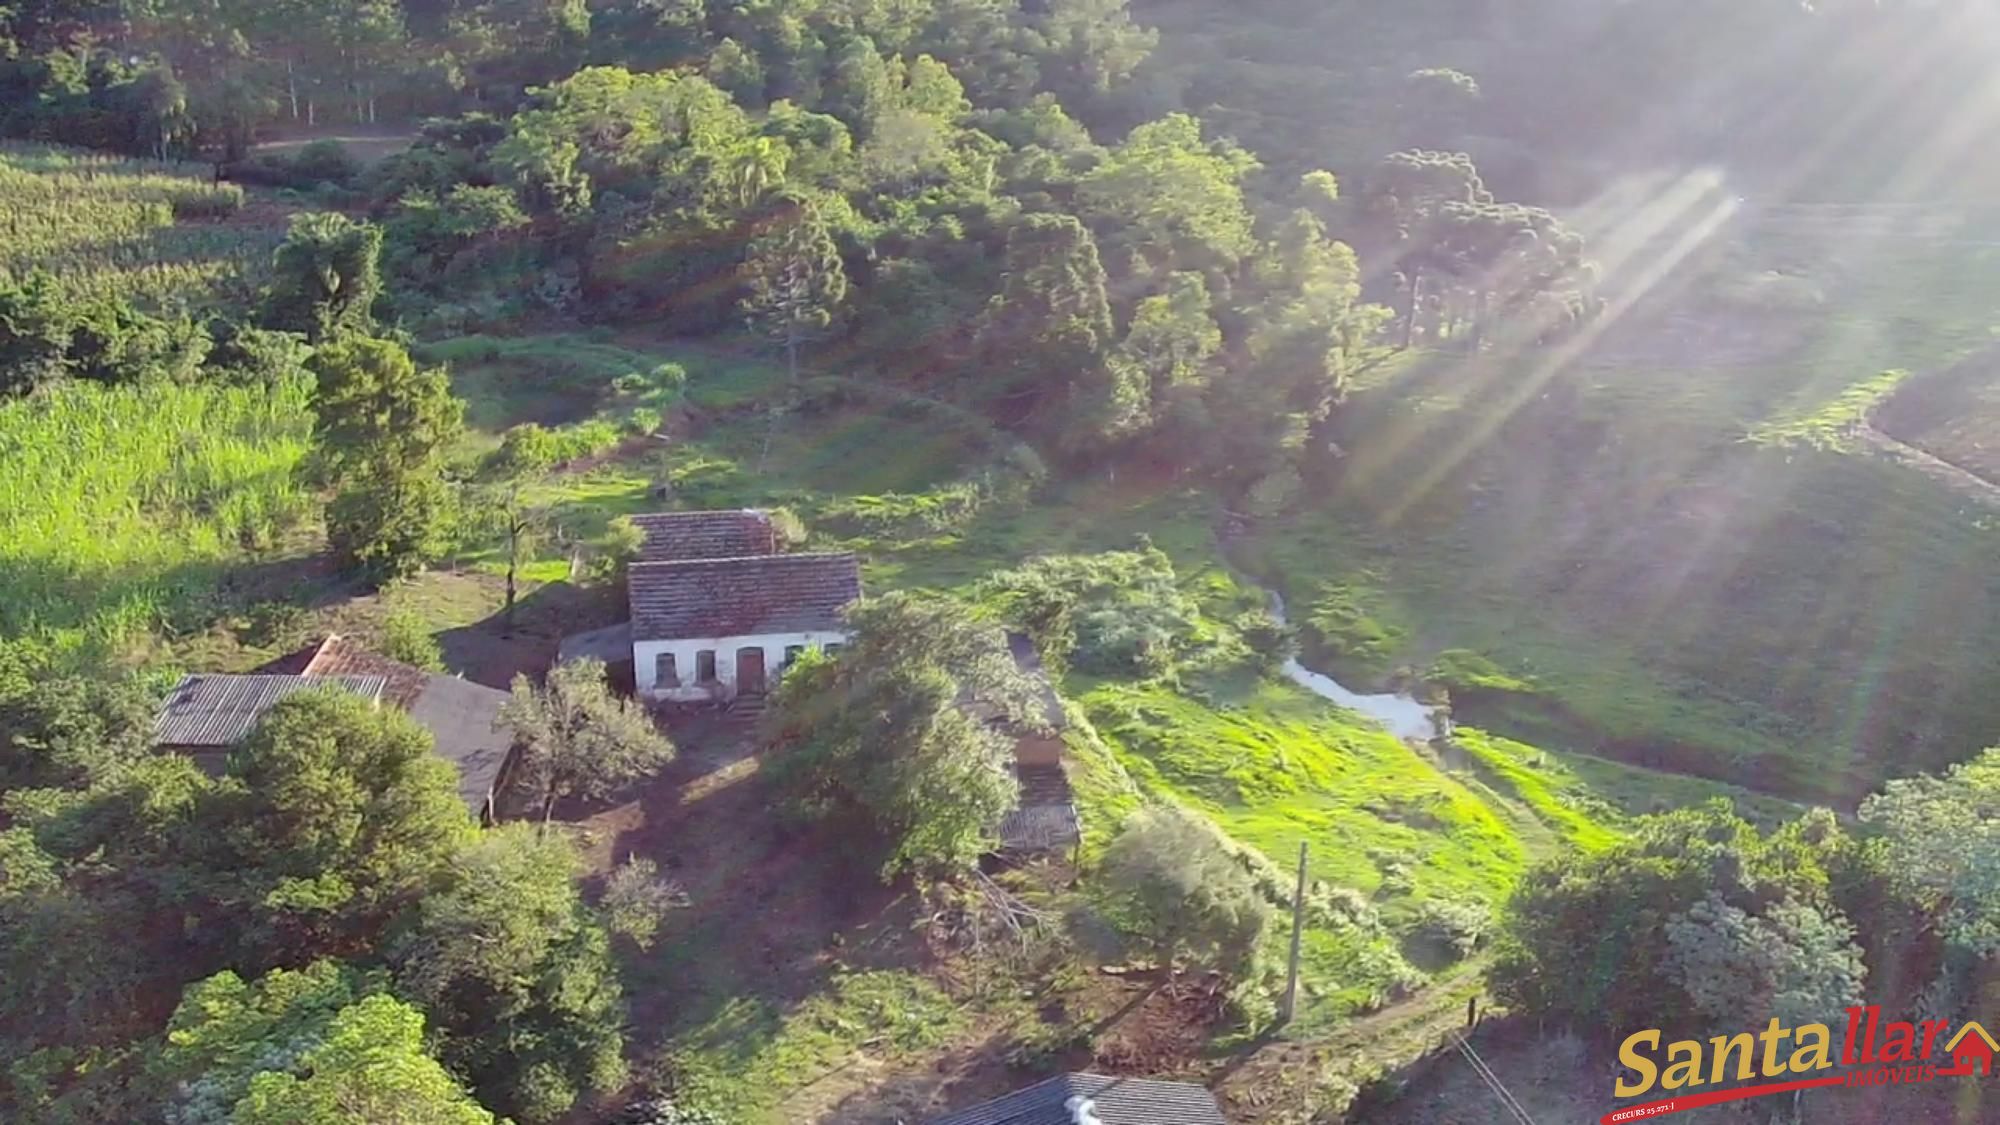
<box><xmin>1265</xmin><ymin>591</ymin><xmax>1441</xmax><ymax>742</ymax></box>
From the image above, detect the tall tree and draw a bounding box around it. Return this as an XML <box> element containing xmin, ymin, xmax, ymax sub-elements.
<box><xmin>262</xmin><ymin>213</ymin><xmax>384</xmax><ymax>342</ymax></box>
<box><xmin>393</xmin><ymin>826</ymin><xmax>625</xmax><ymax>1124</ymax></box>
<box><xmin>739</xmin><ymin>191</ymin><xmax>850</xmax><ymax>382</ymax></box>
<box><xmin>1664</xmin><ymin>893</ymin><xmax>1866</xmax><ymax>1030</ymax></box>
<box><xmin>231</xmin><ymin>995</ymin><xmax>496</xmax><ymax>1124</ymax></box>
<box><xmin>1491</xmin><ymin>802</ymin><xmax>1853</xmax><ymax>1040</ymax></box>
<box><xmin>1361</xmin><ymin>150</ymin><xmax>1491</xmax><ymax>348</ymax></box>
<box><xmin>823</xmin><ymin>35</ymin><xmax>894</xmax><ymax>138</ymax></box>
<box><xmin>202</xmin><ymin>690</ymin><xmax>476</xmax><ymax>960</ymax></box>
<box><xmin>1859</xmin><ymin>747</ymin><xmax>2000</xmax><ymax>957</ymax></box>
<box><xmin>154</xmin><ymin>959</ymin><xmax>385</xmax><ymax>1123</ymax></box>
<box><xmin>0</xmin><ymin>669</ymin><xmax>155</xmax><ymax>791</ymax></box>
<box><xmin>1028</xmin><ymin>0</ymin><xmax>1157</xmax><ymax>112</ymax></box>
<box><xmin>1214</xmin><ymin>207</ymin><xmax>1384</xmax><ymax>491</ymax></box>
<box><xmin>1401</xmin><ymin>67</ymin><xmax>1482</xmax><ymax>148</ymax></box>
<box><xmin>307</xmin><ymin>336</ymin><xmax>465</xmax><ymax>581</ymax></box>
<box><xmin>1114</xmin><ymin>269</ymin><xmax>1220</xmax><ymax>447</ymax></box>
<box><xmin>500</xmin><ymin>657</ymin><xmax>675</xmax><ymax>828</ymax></box>
<box><xmin>1077</xmin><ymin>113</ymin><xmax>1258</xmax><ymax>275</ymax></box>
<box><xmin>479</xmin><ymin>423</ymin><xmax>560</xmax><ymax>629</ymax></box>
<box><xmin>762</xmin><ymin>592</ymin><xmax>1042</xmax><ymax>877</ymax></box>
<box><xmin>973</xmin><ymin>212</ymin><xmax>1116</xmax><ymax>436</ymax></box>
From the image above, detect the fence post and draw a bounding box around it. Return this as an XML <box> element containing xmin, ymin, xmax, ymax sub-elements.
<box><xmin>1279</xmin><ymin>841</ymin><xmax>1308</xmax><ymax>1025</ymax></box>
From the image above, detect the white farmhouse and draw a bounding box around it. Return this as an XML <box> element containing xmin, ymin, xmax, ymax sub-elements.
<box><xmin>624</xmin><ymin>510</ymin><xmax>861</xmax><ymax>702</ymax></box>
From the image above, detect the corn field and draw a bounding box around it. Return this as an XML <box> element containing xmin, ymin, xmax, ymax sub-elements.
<box><xmin>0</xmin><ymin>376</ymin><xmax>315</xmax><ymax>640</ymax></box>
<box><xmin>0</xmin><ymin>142</ymin><xmax>281</xmax><ymax>309</ymax></box>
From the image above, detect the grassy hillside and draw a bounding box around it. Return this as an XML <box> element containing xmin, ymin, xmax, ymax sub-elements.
<box><xmin>0</xmin><ymin>143</ymin><xmax>283</xmax><ymax>309</ymax></box>
<box><xmin>1237</xmin><ymin>202</ymin><xmax>2000</xmax><ymax>803</ymax></box>
<box><xmin>416</xmin><ymin>333</ymin><xmax>1789</xmax><ymax>1066</ymax></box>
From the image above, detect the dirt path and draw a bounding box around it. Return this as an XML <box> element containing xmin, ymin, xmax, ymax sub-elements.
<box><xmin>1857</xmin><ymin>422</ymin><xmax>2000</xmax><ymax>508</ymax></box>
<box><xmin>1213</xmin><ymin>960</ymin><xmax>1491</xmax><ymax>1124</ymax></box>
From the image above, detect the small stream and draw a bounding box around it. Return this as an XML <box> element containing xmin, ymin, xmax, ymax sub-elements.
<box><xmin>1266</xmin><ymin>590</ymin><xmax>1442</xmax><ymax>743</ymax></box>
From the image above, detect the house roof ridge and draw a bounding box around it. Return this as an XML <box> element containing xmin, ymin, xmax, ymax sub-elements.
<box><xmin>630</xmin><ymin>551</ymin><xmax>857</xmax><ymax>568</ymax></box>
<box><xmin>298</xmin><ymin>633</ymin><xmax>340</xmax><ymax>676</ymax></box>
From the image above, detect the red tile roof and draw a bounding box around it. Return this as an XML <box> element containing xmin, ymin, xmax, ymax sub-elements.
<box><xmin>628</xmin><ymin>553</ymin><xmax>861</xmax><ymax>640</ymax></box>
<box><xmin>302</xmin><ymin>635</ymin><xmax>431</xmax><ymax>709</ymax></box>
<box><xmin>632</xmin><ymin>510</ymin><xmax>777</xmax><ymax>562</ymax></box>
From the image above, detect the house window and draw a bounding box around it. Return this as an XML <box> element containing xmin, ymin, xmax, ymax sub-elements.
<box><xmin>824</xmin><ymin>643</ymin><xmax>845</xmax><ymax>656</ymax></box>
<box><xmin>655</xmin><ymin>652</ymin><xmax>679</xmax><ymax>688</ymax></box>
<box><xmin>784</xmin><ymin>645</ymin><xmax>804</xmax><ymax>667</ymax></box>
<box><xmin>696</xmin><ymin>650</ymin><xmax>718</xmax><ymax>683</ymax></box>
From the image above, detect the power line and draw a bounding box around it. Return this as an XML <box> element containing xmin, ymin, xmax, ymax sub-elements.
<box><xmin>1451</xmin><ymin>1031</ymin><xmax>1537</xmax><ymax>1125</ymax></box>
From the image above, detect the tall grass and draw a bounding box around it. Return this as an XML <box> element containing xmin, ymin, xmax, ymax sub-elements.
<box><xmin>0</xmin><ymin>377</ymin><xmax>315</xmax><ymax>641</ymax></box>
<box><xmin>0</xmin><ymin>141</ymin><xmax>277</xmax><ymax>309</ymax></box>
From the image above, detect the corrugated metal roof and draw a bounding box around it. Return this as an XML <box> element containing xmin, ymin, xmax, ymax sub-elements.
<box><xmin>153</xmin><ymin>674</ymin><xmax>386</xmax><ymax>747</ymax></box>
<box><xmin>927</xmin><ymin>1073</ymin><xmax>1226</xmax><ymax>1125</ymax></box>
<box><xmin>998</xmin><ymin>762</ymin><xmax>1079</xmax><ymax>852</ymax></box>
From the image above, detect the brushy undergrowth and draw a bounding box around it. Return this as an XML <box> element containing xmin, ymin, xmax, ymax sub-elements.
<box><xmin>668</xmin><ymin>970</ymin><xmax>962</xmax><ymax>1122</ymax></box>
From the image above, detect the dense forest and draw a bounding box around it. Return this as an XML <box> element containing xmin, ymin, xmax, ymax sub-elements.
<box><xmin>6</xmin><ymin>0</ymin><xmax>2000</xmax><ymax>1122</ymax></box>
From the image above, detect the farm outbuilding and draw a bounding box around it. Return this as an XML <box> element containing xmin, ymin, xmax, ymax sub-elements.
<box><xmin>158</xmin><ymin>635</ymin><xmax>519</xmax><ymax>823</ymax></box>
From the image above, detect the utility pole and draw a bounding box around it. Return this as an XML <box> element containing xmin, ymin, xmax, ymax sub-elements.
<box><xmin>1279</xmin><ymin>841</ymin><xmax>1307</xmax><ymax>1025</ymax></box>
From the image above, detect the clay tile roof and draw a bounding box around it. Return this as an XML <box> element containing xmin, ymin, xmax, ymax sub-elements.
<box><xmin>303</xmin><ymin>635</ymin><xmax>431</xmax><ymax>709</ymax></box>
<box><xmin>628</xmin><ymin>553</ymin><xmax>861</xmax><ymax>640</ymax></box>
<box><xmin>926</xmin><ymin>1074</ymin><xmax>1226</xmax><ymax>1125</ymax></box>
<box><xmin>154</xmin><ymin>674</ymin><xmax>386</xmax><ymax>747</ymax></box>
<box><xmin>632</xmin><ymin>510</ymin><xmax>777</xmax><ymax>562</ymax></box>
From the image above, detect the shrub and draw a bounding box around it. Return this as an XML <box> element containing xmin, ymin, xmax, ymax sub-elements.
<box><xmin>1427</xmin><ymin>648</ymin><xmax>1535</xmax><ymax>696</ymax></box>
<box><xmin>1413</xmin><ymin>898</ymin><xmax>1491</xmax><ymax>959</ymax></box>
<box><xmin>290</xmin><ymin>140</ymin><xmax>361</xmax><ymax>185</ymax></box>
<box><xmin>1304</xmin><ymin>583</ymin><xmax>1404</xmax><ymax>673</ymax></box>
<box><xmin>1231</xmin><ymin>607</ymin><xmax>1296</xmax><ymax>668</ymax></box>
<box><xmin>381</xmin><ymin>604</ymin><xmax>444</xmax><ymax>671</ymax></box>
<box><xmin>601</xmin><ymin>856</ymin><xmax>687</xmax><ymax>951</ymax></box>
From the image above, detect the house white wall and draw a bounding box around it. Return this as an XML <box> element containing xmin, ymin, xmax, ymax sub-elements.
<box><xmin>633</xmin><ymin>630</ymin><xmax>848</xmax><ymax>702</ymax></box>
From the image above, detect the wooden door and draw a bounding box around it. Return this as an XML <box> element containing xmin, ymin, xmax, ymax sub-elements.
<box><xmin>735</xmin><ymin>647</ymin><xmax>767</xmax><ymax>695</ymax></box>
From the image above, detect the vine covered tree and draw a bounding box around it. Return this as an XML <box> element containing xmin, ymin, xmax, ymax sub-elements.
<box><xmin>1097</xmin><ymin>804</ymin><xmax>1270</xmax><ymax>981</ymax></box>
<box><xmin>762</xmin><ymin>592</ymin><xmax>1044</xmax><ymax>876</ymax></box>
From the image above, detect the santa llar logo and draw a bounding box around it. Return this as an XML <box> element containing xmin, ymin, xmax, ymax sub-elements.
<box><xmin>1603</xmin><ymin>1006</ymin><xmax>1997</xmax><ymax>1122</ymax></box>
